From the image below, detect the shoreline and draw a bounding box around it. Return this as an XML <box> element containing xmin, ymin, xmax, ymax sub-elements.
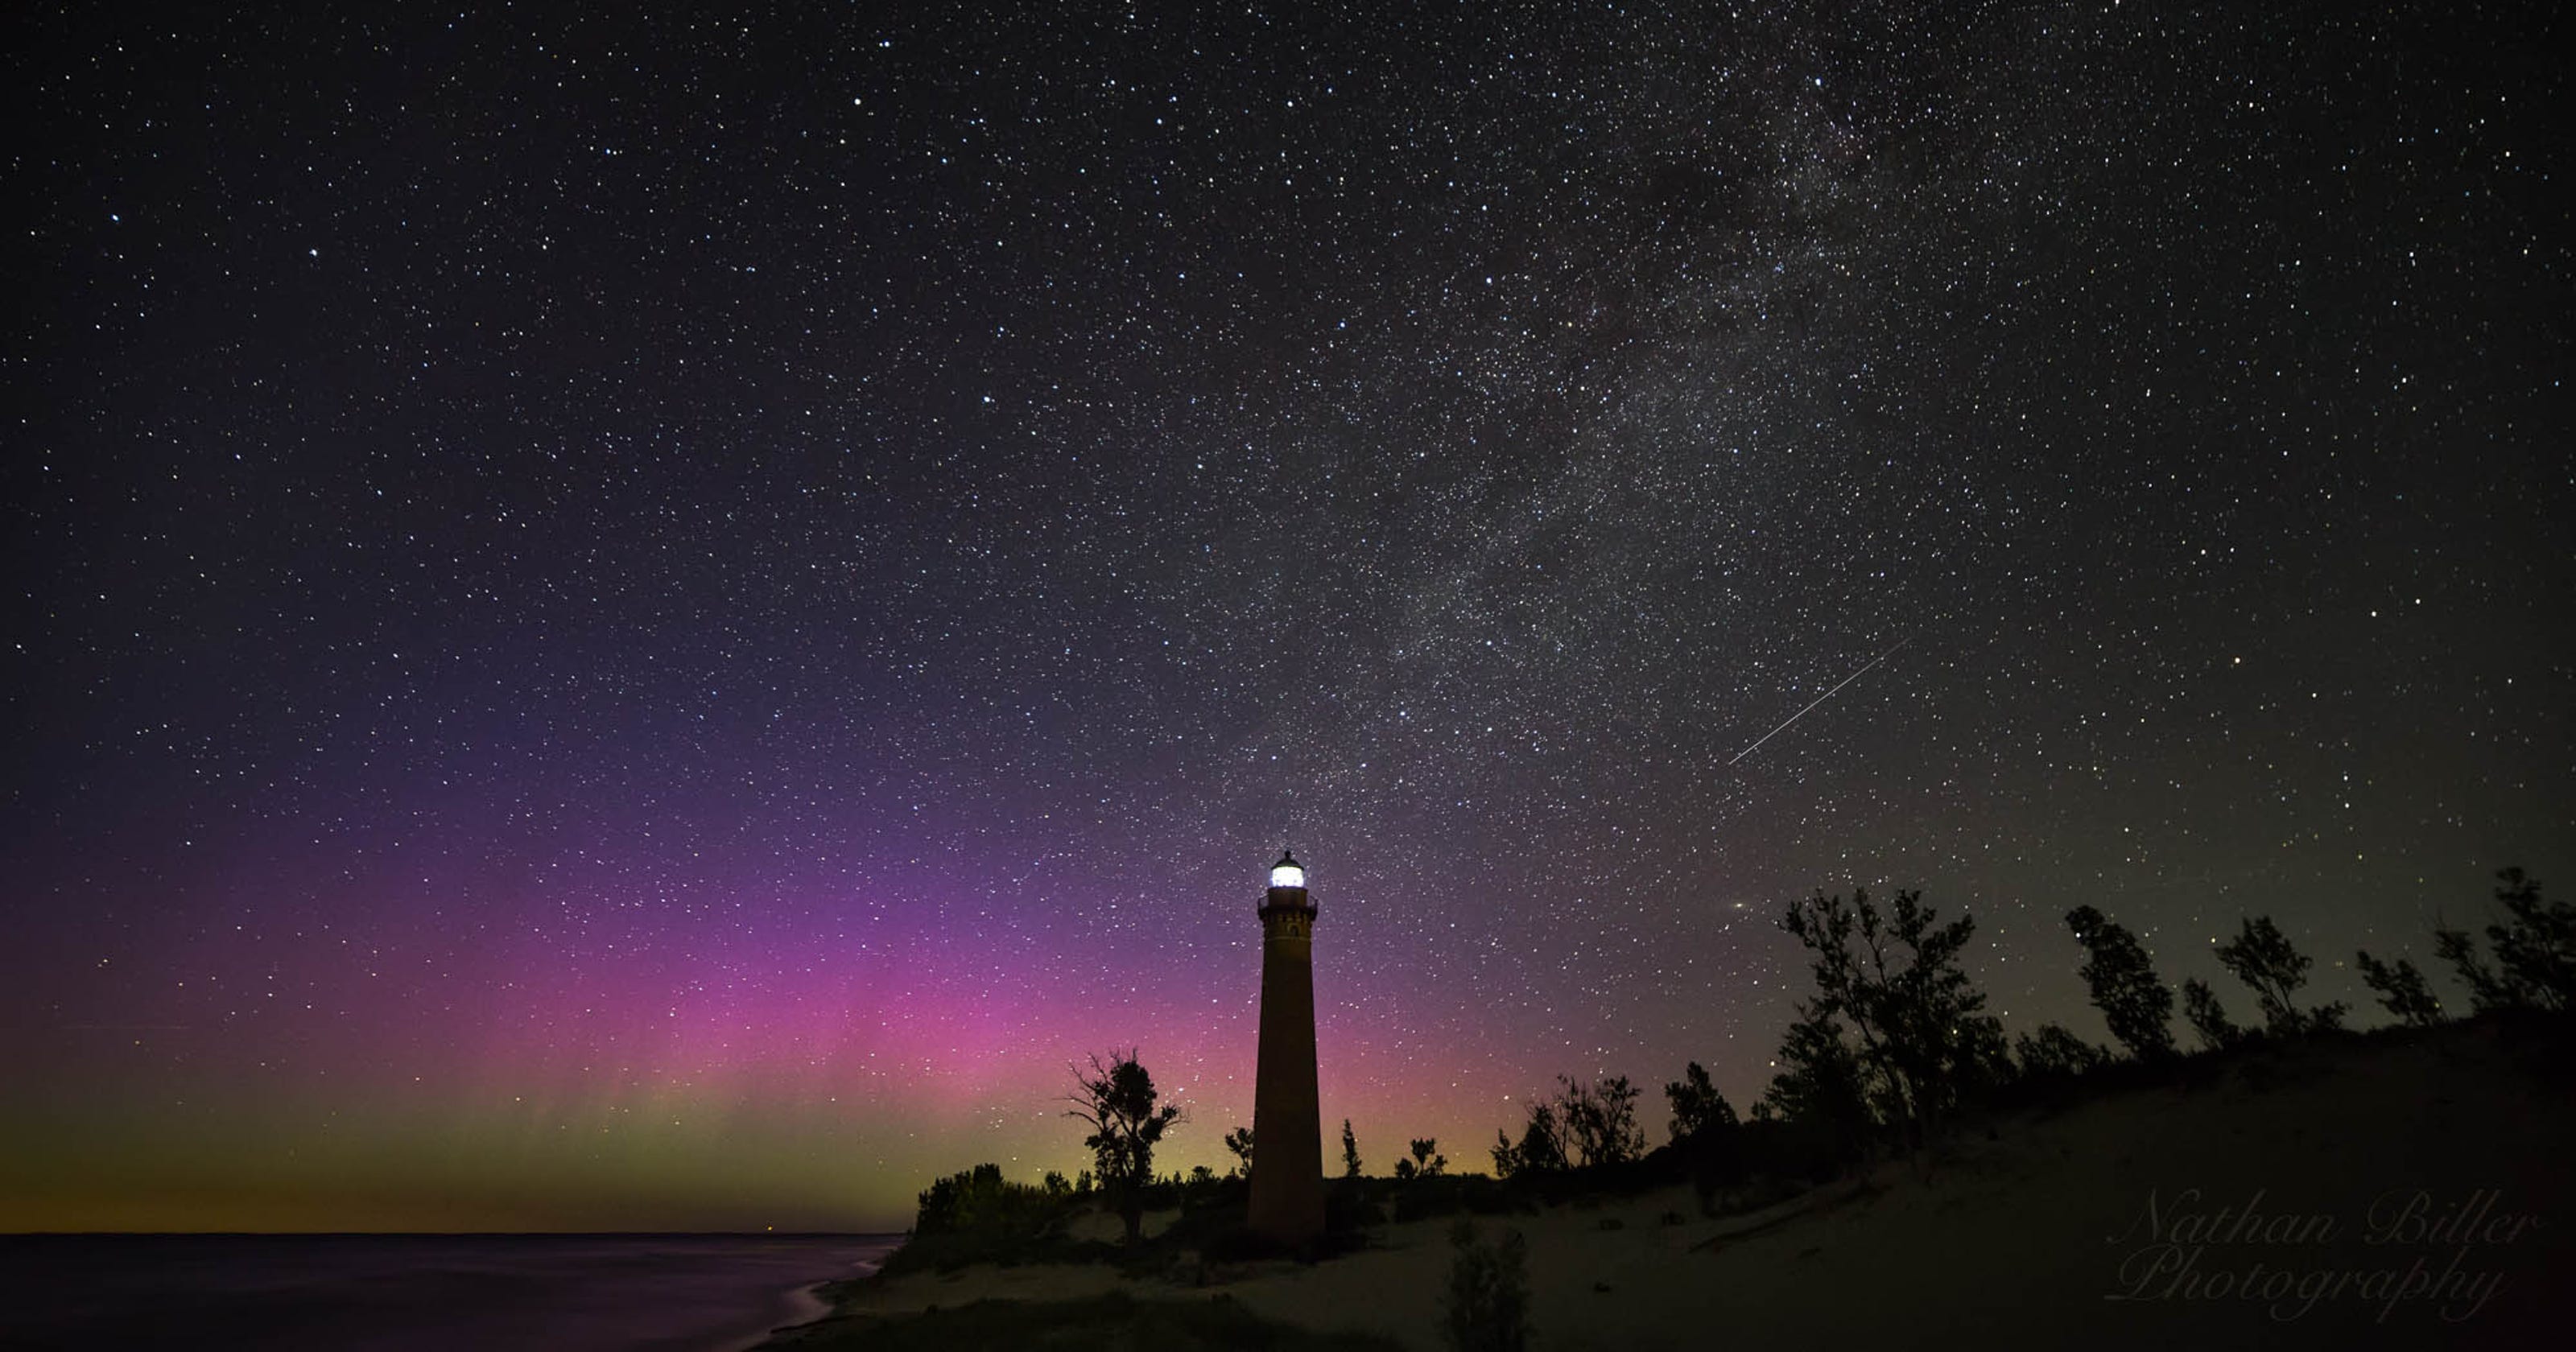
<box><xmin>720</xmin><ymin>1246</ymin><xmax>894</xmax><ymax>1352</ymax></box>
<box><xmin>0</xmin><ymin>1231</ymin><xmax>904</xmax><ymax>1352</ymax></box>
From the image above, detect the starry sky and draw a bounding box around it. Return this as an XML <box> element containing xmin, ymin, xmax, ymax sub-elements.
<box><xmin>6</xmin><ymin>1</ymin><xmax>2568</xmax><ymax>1232</ymax></box>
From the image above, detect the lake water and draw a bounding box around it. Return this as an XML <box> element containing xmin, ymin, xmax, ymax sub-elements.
<box><xmin>0</xmin><ymin>1233</ymin><xmax>900</xmax><ymax>1351</ymax></box>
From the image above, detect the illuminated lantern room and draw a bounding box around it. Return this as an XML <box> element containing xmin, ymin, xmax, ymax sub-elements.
<box><xmin>1249</xmin><ymin>843</ymin><xmax>1324</xmax><ymax>1243</ymax></box>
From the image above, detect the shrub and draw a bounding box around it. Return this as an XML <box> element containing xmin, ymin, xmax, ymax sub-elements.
<box><xmin>1444</xmin><ymin>1220</ymin><xmax>1530</xmax><ymax>1352</ymax></box>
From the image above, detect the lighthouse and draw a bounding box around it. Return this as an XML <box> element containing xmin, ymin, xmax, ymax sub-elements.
<box><xmin>1248</xmin><ymin>848</ymin><xmax>1326</xmax><ymax>1243</ymax></box>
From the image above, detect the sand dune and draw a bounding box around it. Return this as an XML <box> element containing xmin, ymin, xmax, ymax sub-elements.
<box><xmin>795</xmin><ymin>1020</ymin><xmax>2573</xmax><ymax>1350</ymax></box>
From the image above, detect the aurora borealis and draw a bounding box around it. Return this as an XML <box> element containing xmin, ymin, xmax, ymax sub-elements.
<box><xmin>7</xmin><ymin>2</ymin><xmax>2568</xmax><ymax>1231</ymax></box>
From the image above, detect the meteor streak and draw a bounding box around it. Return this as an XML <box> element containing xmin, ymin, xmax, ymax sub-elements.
<box><xmin>1728</xmin><ymin>639</ymin><xmax>1910</xmax><ymax>766</ymax></box>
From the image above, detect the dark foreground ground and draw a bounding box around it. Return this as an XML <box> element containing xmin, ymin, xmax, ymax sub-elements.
<box><xmin>769</xmin><ymin>1018</ymin><xmax>2575</xmax><ymax>1351</ymax></box>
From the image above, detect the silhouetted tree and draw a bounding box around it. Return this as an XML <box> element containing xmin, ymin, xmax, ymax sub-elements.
<box><xmin>911</xmin><ymin>1163</ymin><xmax>1069</xmax><ymax>1243</ymax></box>
<box><xmin>1762</xmin><ymin>1001</ymin><xmax>1872</xmax><ymax>1157</ymax></box>
<box><xmin>1065</xmin><ymin>1050</ymin><xmax>1182</xmax><ymax>1245</ymax></box>
<box><xmin>2215</xmin><ymin>916</ymin><xmax>2347</xmax><ymax>1035</ymax></box>
<box><xmin>1662</xmin><ymin>1061</ymin><xmax>1747</xmax><ymax>1214</ymax></box>
<box><xmin>2013</xmin><ymin>1023</ymin><xmax>2108</xmax><ymax>1078</ymax></box>
<box><xmin>1393</xmin><ymin>1141</ymin><xmax>1447</xmax><ymax>1182</ymax></box>
<box><xmin>912</xmin><ymin>1163</ymin><xmax>992</xmax><ymax>1234</ymax></box>
<box><xmin>1514</xmin><ymin>1101</ymin><xmax>1567</xmax><ymax>1173</ymax></box>
<box><xmin>1664</xmin><ymin>1061</ymin><xmax>1738</xmax><ymax>1142</ymax></box>
<box><xmin>1340</xmin><ymin>1119</ymin><xmax>1362</xmax><ymax>1179</ymax></box>
<box><xmin>2065</xmin><ymin>906</ymin><xmax>2178</xmax><ymax>1060</ymax></box>
<box><xmin>2488</xmin><ymin>868</ymin><xmax>2575</xmax><ymax>1011</ymax></box>
<box><xmin>2354</xmin><ymin>950</ymin><xmax>2444</xmax><ymax>1027</ymax></box>
<box><xmin>1444</xmin><ymin>1220</ymin><xmax>1530</xmax><ymax>1352</ymax></box>
<box><xmin>1952</xmin><ymin>1014</ymin><xmax>2017</xmax><ymax>1098</ymax></box>
<box><xmin>1552</xmin><ymin>1074</ymin><xmax>1645</xmax><ymax>1167</ymax></box>
<box><xmin>1489</xmin><ymin>1101</ymin><xmax>1567</xmax><ymax>1178</ymax></box>
<box><xmin>1781</xmin><ymin>887</ymin><xmax>1992</xmax><ymax>1146</ymax></box>
<box><xmin>1222</xmin><ymin>1126</ymin><xmax>1255</xmax><ymax>1179</ymax></box>
<box><xmin>2180</xmin><ymin>978</ymin><xmax>2247</xmax><ymax>1051</ymax></box>
<box><xmin>2439</xmin><ymin>868</ymin><xmax>2576</xmax><ymax>1013</ymax></box>
<box><xmin>2433</xmin><ymin>926</ymin><xmax>2514</xmax><ymax>1013</ymax></box>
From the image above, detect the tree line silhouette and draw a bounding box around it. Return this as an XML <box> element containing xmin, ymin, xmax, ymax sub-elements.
<box><xmin>1718</xmin><ymin>865</ymin><xmax>2571</xmax><ymax>1189</ymax></box>
<box><xmin>890</xmin><ymin>866</ymin><xmax>2567</xmax><ymax>1278</ymax></box>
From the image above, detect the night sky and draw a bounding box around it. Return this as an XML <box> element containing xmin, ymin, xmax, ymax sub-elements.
<box><xmin>8</xmin><ymin>2</ymin><xmax>2568</xmax><ymax>1232</ymax></box>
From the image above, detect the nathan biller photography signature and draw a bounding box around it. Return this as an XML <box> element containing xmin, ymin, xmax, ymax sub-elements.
<box><xmin>2104</xmin><ymin>1187</ymin><xmax>2544</xmax><ymax>1323</ymax></box>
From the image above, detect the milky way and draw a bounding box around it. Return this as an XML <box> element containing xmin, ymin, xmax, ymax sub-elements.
<box><xmin>7</xmin><ymin>2</ymin><xmax>2567</xmax><ymax>1230</ymax></box>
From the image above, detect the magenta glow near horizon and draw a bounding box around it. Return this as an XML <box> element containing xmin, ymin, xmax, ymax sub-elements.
<box><xmin>8</xmin><ymin>3</ymin><xmax>2568</xmax><ymax>1230</ymax></box>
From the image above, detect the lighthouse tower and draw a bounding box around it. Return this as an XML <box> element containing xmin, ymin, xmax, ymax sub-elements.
<box><xmin>1248</xmin><ymin>848</ymin><xmax>1326</xmax><ymax>1244</ymax></box>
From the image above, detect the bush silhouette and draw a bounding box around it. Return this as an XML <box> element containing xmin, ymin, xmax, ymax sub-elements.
<box><xmin>1394</xmin><ymin>1137</ymin><xmax>1447</xmax><ymax>1181</ymax></box>
<box><xmin>2014</xmin><ymin>1023</ymin><xmax>2108</xmax><ymax>1078</ymax></box>
<box><xmin>1444</xmin><ymin>1220</ymin><xmax>1530</xmax><ymax>1352</ymax></box>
